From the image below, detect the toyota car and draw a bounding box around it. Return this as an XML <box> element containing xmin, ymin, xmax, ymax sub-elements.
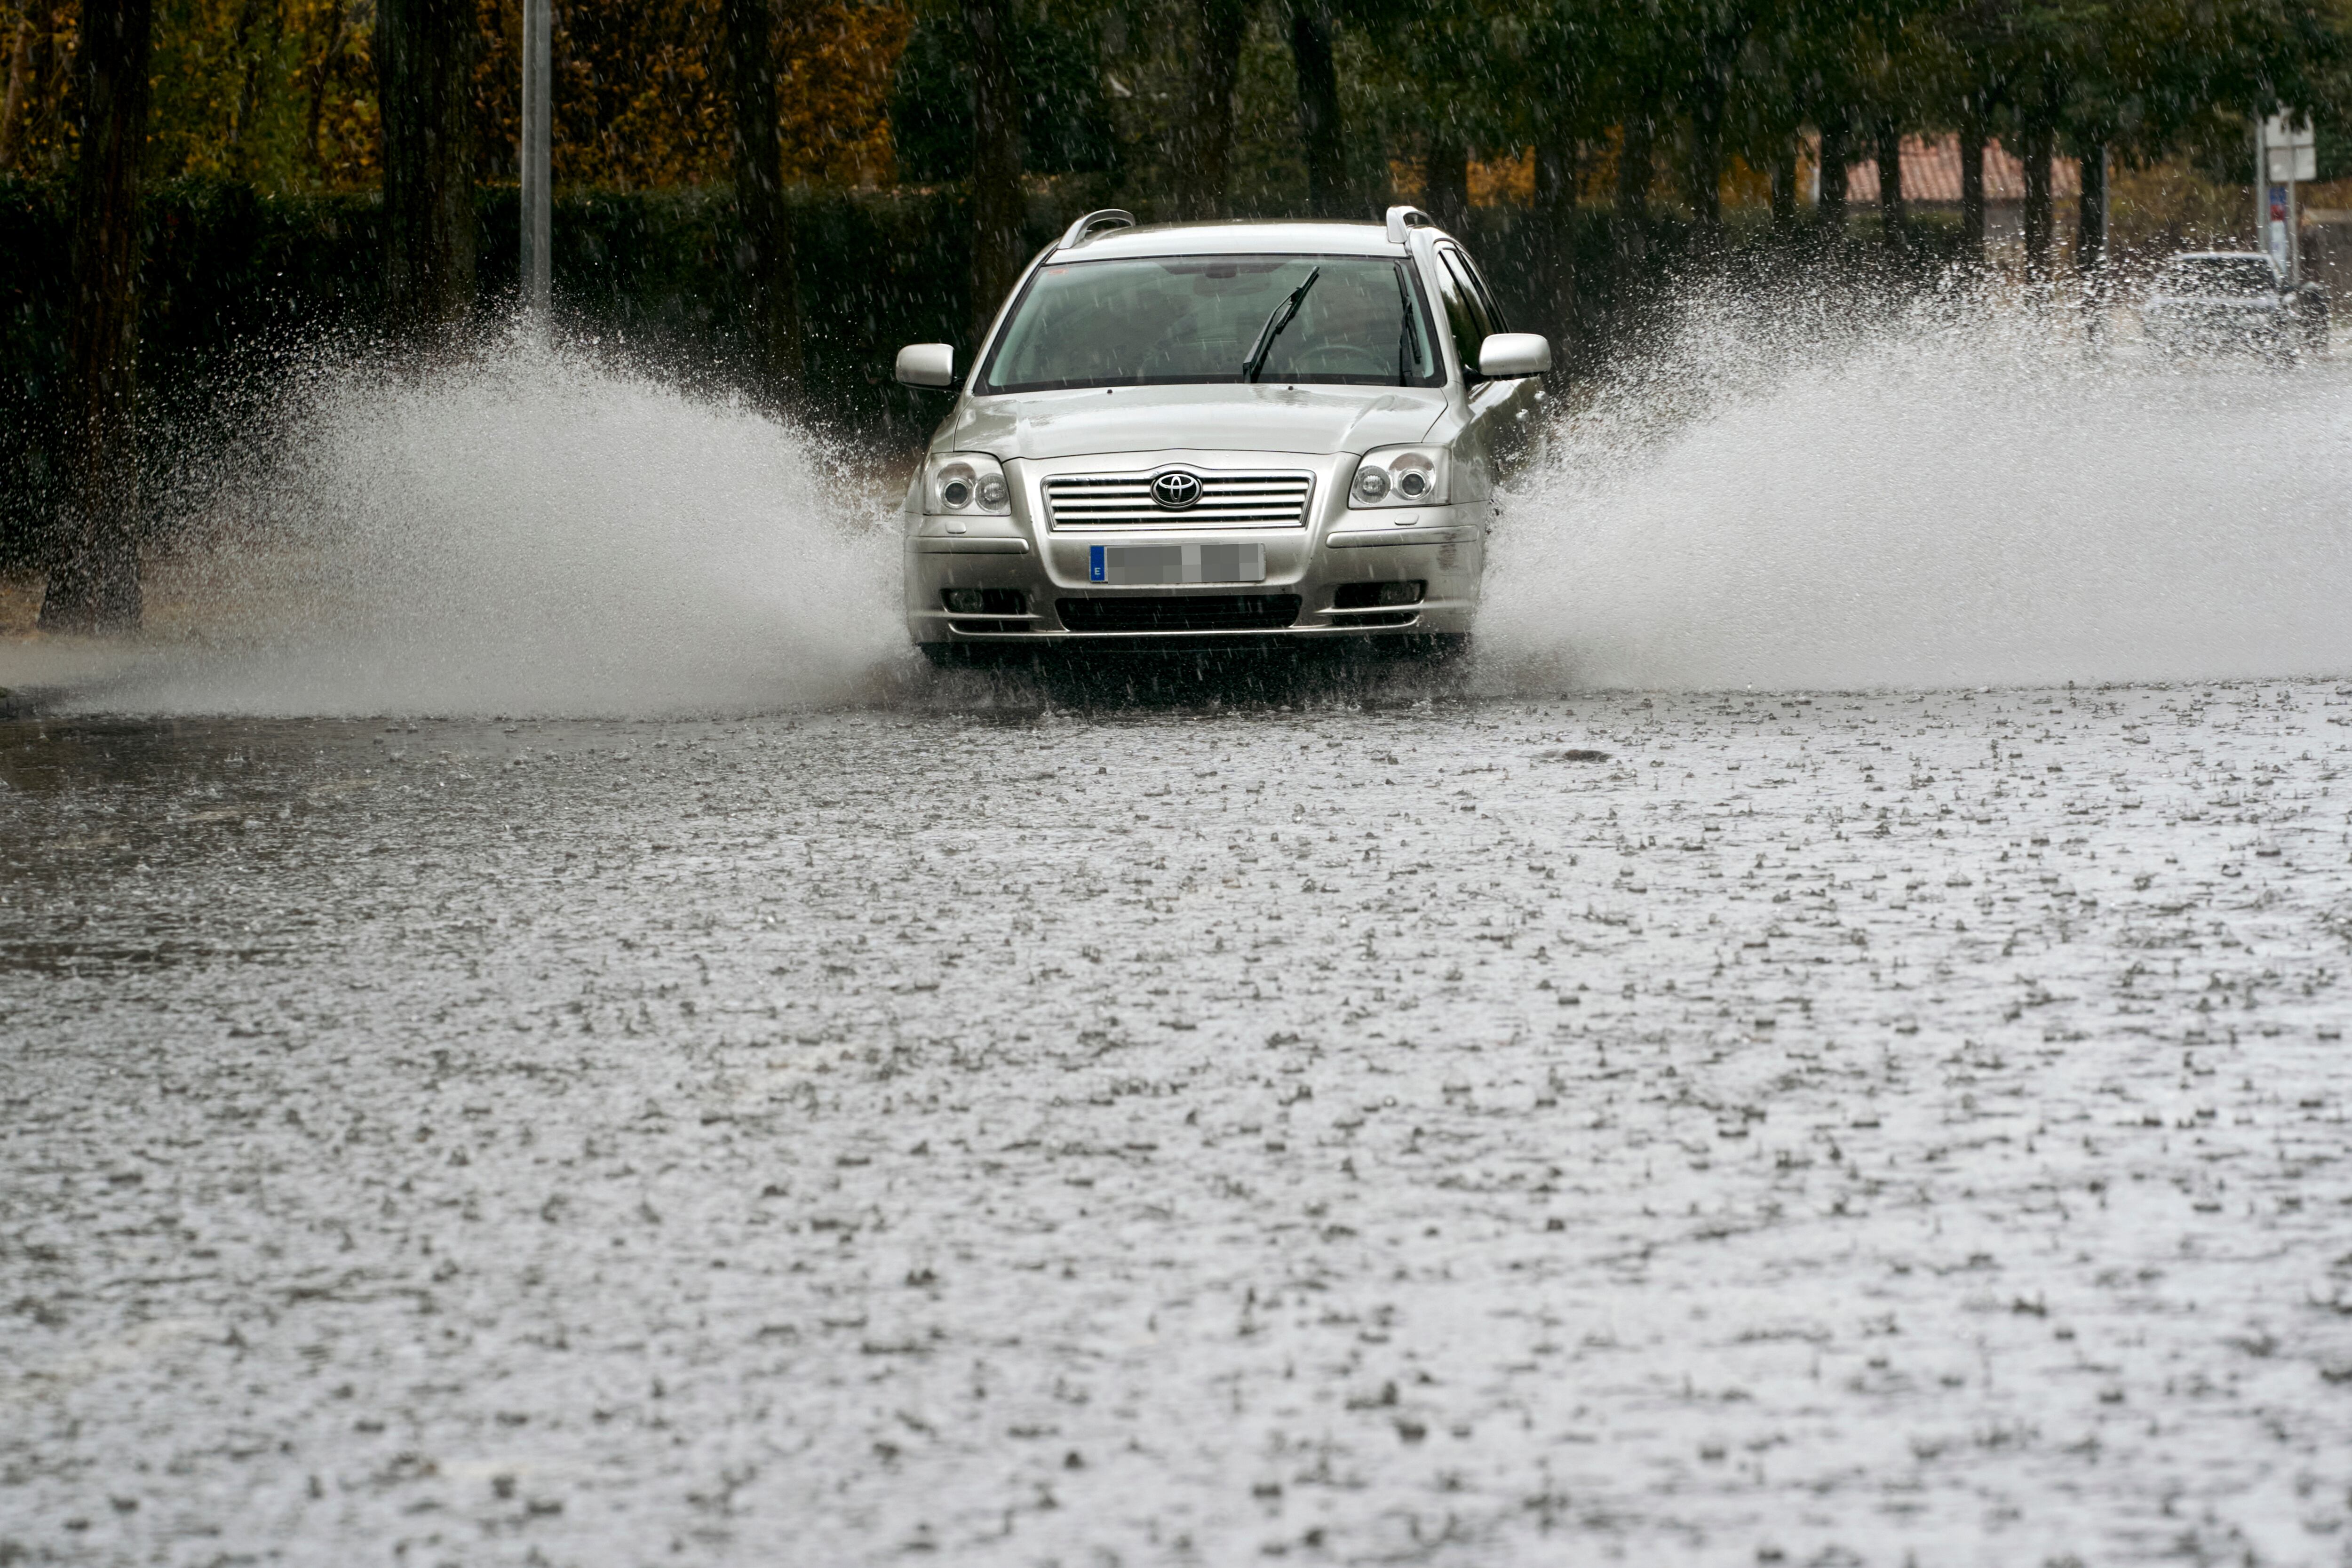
<box><xmin>893</xmin><ymin>207</ymin><xmax>1550</xmax><ymax>664</ymax></box>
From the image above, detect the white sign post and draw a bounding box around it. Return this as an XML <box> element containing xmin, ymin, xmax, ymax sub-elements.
<box><xmin>520</xmin><ymin>0</ymin><xmax>552</xmax><ymax>323</ymax></box>
<box><xmin>2257</xmin><ymin>113</ymin><xmax>2316</xmax><ymax>284</ymax></box>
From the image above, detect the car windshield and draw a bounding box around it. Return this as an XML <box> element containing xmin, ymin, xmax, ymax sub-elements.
<box><xmin>2157</xmin><ymin>257</ymin><xmax>2277</xmax><ymax>296</ymax></box>
<box><xmin>977</xmin><ymin>255</ymin><xmax>1444</xmax><ymax>393</ymax></box>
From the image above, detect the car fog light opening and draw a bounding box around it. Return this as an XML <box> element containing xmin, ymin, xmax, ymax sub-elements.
<box><xmin>942</xmin><ymin>588</ymin><xmax>1027</xmax><ymax>615</ymax></box>
<box><xmin>1335</xmin><ymin>579</ymin><xmax>1425</xmax><ymax>611</ymax></box>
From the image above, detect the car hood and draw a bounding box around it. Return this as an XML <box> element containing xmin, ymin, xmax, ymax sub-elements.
<box><xmin>940</xmin><ymin>383</ymin><xmax>1450</xmax><ymax>462</ymax></box>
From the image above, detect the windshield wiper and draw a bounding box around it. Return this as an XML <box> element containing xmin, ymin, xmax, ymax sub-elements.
<box><xmin>1242</xmin><ymin>267</ymin><xmax>1321</xmax><ymax>383</ymax></box>
<box><xmin>1394</xmin><ymin>263</ymin><xmax>1421</xmax><ymax>385</ymax></box>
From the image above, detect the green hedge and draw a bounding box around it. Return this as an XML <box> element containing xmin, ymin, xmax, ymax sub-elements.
<box><xmin>0</xmin><ymin>176</ymin><xmax>1959</xmax><ymax>568</ymax></box>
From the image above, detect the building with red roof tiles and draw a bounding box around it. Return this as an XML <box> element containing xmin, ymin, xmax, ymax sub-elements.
<box><xmin>1833</xmin><ymin>135</ymin><xmax>2080</xmax><ymax>205</ymax></box>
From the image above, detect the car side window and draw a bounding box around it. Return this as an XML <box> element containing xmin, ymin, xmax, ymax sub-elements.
<box><xmin>1446</xmin><ymin>247</ymin><xmax>1510</xmax><ymax>334</ymax></box>
<box><xmin>1440</xmin><ymin>249</ymin><xmax>1497</xmax><ymax>344</ymax></box>
<box><xmin>1429</xmin><ymin>250</ymin><xmax>1487</xmax><ymax>376</ymax></box>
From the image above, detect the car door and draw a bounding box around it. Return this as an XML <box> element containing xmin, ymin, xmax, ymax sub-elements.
<box><xmin>1437</xmin><ymin>243</ymin><xmax>1545</xmax><ymax>479</ymax></box>
<box><xmin>1425</xmin><ymin>243</ymin><xmax>1499</xmax><ymax>506</ymax></box>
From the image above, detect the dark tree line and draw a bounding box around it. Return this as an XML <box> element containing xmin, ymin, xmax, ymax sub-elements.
<box><xmin>30</xmin><ymin>0</ymin><xmax>2352</xmax><ymax>629</ymax></box>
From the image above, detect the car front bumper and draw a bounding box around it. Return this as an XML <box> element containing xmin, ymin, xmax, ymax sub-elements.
<box><xmin>901</xmin><ymin>450</ymin><xmax>1486</xmax><ymax>649</ymax></box>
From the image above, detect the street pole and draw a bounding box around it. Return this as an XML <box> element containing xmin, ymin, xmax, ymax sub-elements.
<box><xmin>519</xmin><ymin>0</ymin><xmax>551</xmax><ymax>322</ymax></box>
<box><xmin>2097</xmin><ymin>146</ymin><xmax>2111</xmax><ymax>269</ymax></box>
<box><xmin>2287</xmin><ymin>159</ymin><xmax>2302</xmax><ymax>286</ymax></box>
<box><xmin>2254</xmin><ymin>118</ymin><xmax>2263</xmax><ymax>257</ymax></box>
<box><xmin>2258</xmin><ymin>112</ymin><xmax>2314</xmax><ymax>284</ymax></box>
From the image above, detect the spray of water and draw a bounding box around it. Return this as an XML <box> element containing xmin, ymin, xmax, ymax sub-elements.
<box><xmin>15</xmin><ymin>293</ymin><xmax>2351</xmax><ymax>715</ymax></box>
<box><xmin>74</xmin><ymin>331</ymin><xmax>905</xmax><ymax>716</ymax></box>
<box><xmin>1481</xmin><ymin>286</ymin><xmax>2352</xmax><ymax>690</ymax></box>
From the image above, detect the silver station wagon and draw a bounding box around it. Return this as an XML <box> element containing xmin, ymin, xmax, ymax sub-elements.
<box><xmin>894</xmin><ymin>207</ymin><xmax>1550</xmax><ymax>664</ymax></box>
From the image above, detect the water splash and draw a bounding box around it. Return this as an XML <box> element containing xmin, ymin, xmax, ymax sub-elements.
<box><xmin>20</xmin><ymin>296</ymin><xmax>2352</xmax><ymax>714</ymax></box>
<box><xmin>68</xmin><ymin>332</ymin><xmax>907</xmax><ymax>716</ymax></box>
<box><xmin>1481</xmin><ymin>287</ymin><xmax>2352</xmax><ymax>690</ymax></box>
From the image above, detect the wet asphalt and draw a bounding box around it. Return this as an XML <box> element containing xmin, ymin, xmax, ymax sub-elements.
<box><xmin>5</xmin><ymin>680</ymin><xmax>2352</xmax><ymax>1566</ymax></box>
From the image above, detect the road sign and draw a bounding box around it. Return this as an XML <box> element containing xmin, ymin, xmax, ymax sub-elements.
<box><xmin>2264</xmin><ymin>114</ymin><xmax>2318</xmax><ymax>183</ymax></box>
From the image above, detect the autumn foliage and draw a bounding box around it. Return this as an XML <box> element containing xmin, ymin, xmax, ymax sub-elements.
<box><xmin>0</xmin><ymin>0</ymin><xmax>911</xmax><ymax>191</ymax></box>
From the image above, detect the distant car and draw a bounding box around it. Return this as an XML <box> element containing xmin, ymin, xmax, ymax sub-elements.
<box><xmin>891</xmin><ymin>207</ymin><xmax>1550</xmax><ymax>664</ymax></box>
<box><xmin>2141</xmin><ymin>250</ymin><xmax>2328</xmax><ymax>356</ymax></box>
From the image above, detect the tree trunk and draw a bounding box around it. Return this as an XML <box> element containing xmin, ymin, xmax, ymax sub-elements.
<box><xmin>1171</xmin><ymin>0</ymin><xmax>1246</xmax><ymax>221</ymax></box>
<box><xmin>303</xmin><ymin>2</ymin><xmax>349</xmax><ymax>175</ymax></box>
<box><xmin>0</xmin><ymin>10</ymin><xmax>35</xmax><ymax>171</ymax></box>
<box><xmin>1769</xmin><ymin>136</ymin><xmax>1797</xmax><ymax>232</ymax></box>
<box><xmin>2076</xmin><ymin>140</ymin><xmax>2106</xmax><ymax>276</ymax></box>
<box><xmin>1609</xmin><ymin>115</ymin><xmax>1651</xmax><ymax>339</ymax></box>
<box><xmin>964</xmin><ymin>0</ymin><xmax>1023</xmax><ymax>346</ymax></box>
<box><xmin>1613</xmin><ymin>114</ymin><xmax>1650</xmax><ymax>259</ymax></box>
<box><xmin>377</xmin><ymin>0</ymin><xmax>477</xmax><ymax>333</ymax></box>
<box><xmin>2021</xmin><ymin>118</ymin><xmax>2054</xmax><ymax>279</ymax></box>
<box><xmin>1817</xmin><ymin>119</ymin><xmax>1848</xmax><ymax>235</ymax></box>
<box><xmin>723</xmin><ymin>0</ymin><xmax>801</xmax><ymax>398</ymax></box>
<box><xmin>1533</xmin><ymin>133</ymin><xmax>1579</xmax><ymax>357</ymax></box>
<box><xmin>1874</xmin><ymin>119</ymin><xmax>1905</xmax><ymax>251</ymax></box>
<box><xmin>1687</xmin><ymin>77</ymin><xmax>1725</xmax><ymax>247</ymax></box>
<box><xmin>225</xmin><ymin>0</ymin><xmax>280</xmax><ymax>181</ymax></box>
<box><xmin>39</xmin><ymin>0</ymin><xmax>150</xmax><ymax>634</ymax></box>
<box><xmin>1424</xmin><ymin>131</ymin><xmax>1468</xmax><ymax>236</ymax></box>
<box><xmin>1958</xmin><ymin>107</ymin><xmax>1985</xmax><ymax>264</ymax></box>
<box><xmin>1288</xmin><ymin>1</ymin><xmax>1345</xmax><ymax>218</ymax></box>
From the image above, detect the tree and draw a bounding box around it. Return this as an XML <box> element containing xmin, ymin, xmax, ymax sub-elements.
<box><xmin>1874</xmin><ymin>114</ymin><xmax>1906</xmax><ymax>247</ymax></box>
<box><xmin>1289</xmin><ymin>0</ymin><xmax>1348</xmax><ymax>216</ymax></box>
<box><xmin>40</xmin><ymin>0</ymin><xmax>152</xmax><ymax>633</ymax></box>
<box><xmin>2019</xmin><ymin>78</ymin><xmax>2056</xmax><ymax>274</ymax></box>
<box><xmin>1424</xmin><ymin>131</ymin><xmax>1469</xmax><ymax>233</ymax></box>
<box><xmin>1171</xmin><ymin>0</ymin><xmax>1250</xmax><ymax>219</ymax></box>
<box><xmin>1958</xmin><ymin>97</ymin><xmax>1986</xmax><ymax>260</ymax></box>
<box><xmin>724</xmin><ymin>0</ymin><xmax>802</xmax><ymax>398</ymax></box>
<box><xmin>377</xmin><ymin>0</ymin><xmax>477</xmax><ymax>330</ymax></box>
<box><xmin>891</xmin><ymin>8</ymin><xmax>1111</xmax><ymax>183</ymax></box>
<box><xmin>1665</xmin><ymin>0</ymin><xmax>1762</xmax><ymax>251</ymax></box>
<box><xmin>965</xmin><ymin>0</ymin><xmax>1023</xmax><ymax>346</ymax></box>
<box><xmin>0</xmin><ymin>8</ymin><xmax>33</xmax><ymax>171</ymax></box>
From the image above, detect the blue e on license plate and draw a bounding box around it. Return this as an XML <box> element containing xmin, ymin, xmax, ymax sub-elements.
<box><xmin>1089</xmin><ymin>542</ymin><xmax>1266</xmax><ymax>585</ymax></box>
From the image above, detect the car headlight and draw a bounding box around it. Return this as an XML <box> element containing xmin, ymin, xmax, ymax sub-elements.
<box><xmin>1349</xmin><ymin>446</ymin><xmax>1446</xmax><ymax>509</ymax></box>
<box><xmin>925</xmin><ymin>453</ymin><xmax>1012</xmax><ymax>516</ymax></box>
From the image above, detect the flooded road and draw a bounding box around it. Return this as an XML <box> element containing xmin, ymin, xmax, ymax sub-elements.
<box><xmin>6</xmin><ymin>683</ymin><xmax>2352</xmax><ymax>1566</ymax></box>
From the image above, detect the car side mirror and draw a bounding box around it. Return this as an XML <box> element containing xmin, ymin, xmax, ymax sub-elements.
<box><xmin>896</xmin><ymin>343</ymin><xmax>955</xmax><ymax>389</ymax></box>
<box><xmin>1478</xmin><ymin>333</ymin><xmax>1551</xmax><ymax>378</ymax></box>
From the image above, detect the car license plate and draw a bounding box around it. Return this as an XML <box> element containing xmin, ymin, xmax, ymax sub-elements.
<box><xmin>1089</xmin><ymin>542</ymin><xmax>1266</xmax><ymax>585</ymax></box>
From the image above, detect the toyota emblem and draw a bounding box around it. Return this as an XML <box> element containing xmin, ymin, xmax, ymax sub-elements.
<box><xmin>1151</xmin><ymin>471</ymin><xmax>1203</xmax><ymax>509</ymax></box>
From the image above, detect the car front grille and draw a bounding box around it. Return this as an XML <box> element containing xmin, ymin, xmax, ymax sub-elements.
<box><xmin>1044</xmin><ymin>471</ymin><xmax>1313</xmax><ymax>530</ymax></box>
<box><xmin>1056</xmin><ymin>595</ymin><xmax>1303</xmax><ymax>633</ymax></box>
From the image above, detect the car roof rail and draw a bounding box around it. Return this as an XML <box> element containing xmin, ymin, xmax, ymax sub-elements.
<box><xmin>1385</xmin><ymin>205</ymin><xmax>1433</xmax><ymax>244</ymax></box>
<box><xmin>1057</xmin><ymin>209</ymin><xmax>1137</xmax><ymax>251</ymax></box>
